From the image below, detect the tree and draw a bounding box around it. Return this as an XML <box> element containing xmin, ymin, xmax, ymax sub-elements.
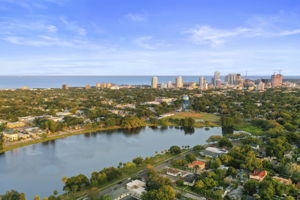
<box><xmin>34</xmin><ymin>195</ymin><xmax>40</xmax><ymax>200</ymax></box>
<box><xmin>259</xmin><ymin>180</ymin><xmax>275</xmax><ymax>200</ymax></box>
<box><xmin>169</xmin><ymin>146</ymin><xmax>181</xmax><ymax>154</ymax></box>
<box><xmin>1</xmin><ymin>190</ymin><xmax>26</xmax><ymax>200</ymax></box>
<box><xmin>145</xmin><ymin>168</ymin><xmax>172</xmax><ymax>190</ymax></box>
<box><xmin>217</xmin><ymin>137</ymin><xmax>233</xmax><ymax>148</ymax></box>
<box><xmin>133</xmin><ymin>157</ymin><xmax>144</xmax><ymax>165</ymax></box>
<box><xmin>63</xmin><ymin>174</ymin><xmax>90</xmax><ymax>192</ymax></box>
<box><xmin>193</xmin><ymin>145</ymin><xmax>204</xmax><ymax>152</ymax></box>
<box><xmin>185</xmin><ymin>153</ymin><xmax>196</xmax><ymax>163</ymax></box>
<box><xmin>0</xmin><ymin>132</ymin><xmax>4</xmax><ymax>151</ymax></box>
<box><xmin>221</xmin><ymin>116</ymin><xmax>234</xmax><ymax>128</ymax></box>
<box><xmin>142</xmin><ymin>185</ymin><xmax>176</xmax><ymax>200</ymax></box>
<box><xmin>244</xmin><ymin>180</ymin><xmax>257</xmax><ymax>195</ymax></box>
<box><xmin>98</xmin><ymin>196</ymin><xmax>112</xmax><ymax>200</ymax></box>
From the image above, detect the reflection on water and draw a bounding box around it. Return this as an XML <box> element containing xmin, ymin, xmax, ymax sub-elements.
<box><xmin>222</xmin><ymin>127</ymin><xmax>234</xmax><ymax>135</ymax></box>
<box><xmin>0</xmin><ymin>127</ymin><xmax>222</xmax><ymax>199</ymax></box>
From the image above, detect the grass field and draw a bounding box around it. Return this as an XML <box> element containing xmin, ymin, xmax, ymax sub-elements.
<box><xmin>167</xmin><ymin>112</ymin><xmax>220</xmax><ymax>124</ymax></box>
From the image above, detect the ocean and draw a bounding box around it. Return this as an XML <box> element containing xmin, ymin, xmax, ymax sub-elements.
<box><xmin>0</xmin><ymin>76</ymin><xmax>299</xmax><ymax>89</ymax></box>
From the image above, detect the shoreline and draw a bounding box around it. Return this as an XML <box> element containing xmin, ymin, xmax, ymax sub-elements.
<box><xmin>0</xmin><ymin>126</ymin><xmax>122</xmax><ymax>153</ymax></box>
<box><xmin>0</xmin><ymin>122</ymin><xmax>220</xmax><ymax>154</ymax></box>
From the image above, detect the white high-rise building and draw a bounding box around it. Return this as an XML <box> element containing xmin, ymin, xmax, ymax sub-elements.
<box><xmin>212</xmin><ymin>71</ymin><xmax>221</xmax><ymax>86</ymax></box>
<box><xmin>199</xmin><ymin>76</ymin><xmax>206</xmax><ymax>90</ymax></box>
<box><xmin>257</xmin><ymin>81</ymin><xmax>265</xmax><ymax>91</ymax></box>
<box><xmin>151</xmin><ymin>76</ymin><xmax>158</xmax><ymax>88</ymax></box>
<box><xmin>167</xmin><ymin>81</ymin><xmax>173</xmax><ymax>88</ymax></box>
<box><xmin>176</xmin><ymin>76</ymin><xmax>183</xmax><ymax>88</ymax></box>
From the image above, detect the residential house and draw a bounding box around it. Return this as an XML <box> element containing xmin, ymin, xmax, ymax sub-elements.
<box><xmin>6</xmin><ymin>122</ymin><xmax>26</xmax><ymax>129</ymax></box>
<box><xmin>166</xmin><ymin>167</ymin><xmax>190</xmax><ymax>177</ymax></box>
<box><xmin>188</xmin><ymin>161</ymin><xmax>205</xmax><ymax>173</ymax></box>
<box><xmin>108</xmin><ymin>187</ymin><xmax>130</xmax><ymax>200</ymax></box>
<box><xmin>183</xmin><ymin>174</ymin><xmax>197</xmax><ymax>186</ymax></box>
<box><xmin>200</xmin><ymin>147</ymin><xmax>228</xmax><ymax>158</ymax></box>
<box><xmin>272</xmin><ymin>176</ymin><xmax>292</xmax><ymax>185</ymax></box>
<box><xmin>3</xmin><ymin>132</ymin><xmax>19</xmax><ymax>141</ymax></box>
<box><xmin>126</xmin><ymin>180</ymin><xmax>146</xmax><ymax>198</ymax></box>
<box><xmin>249</xmin><ymin>170</ymin><xmax>267</xmax><ymax>182</ymax></box>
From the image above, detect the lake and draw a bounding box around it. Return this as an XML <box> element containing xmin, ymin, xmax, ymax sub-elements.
<box><xmin>0</xmin><ymin>126</ymin><xmax>222</xmax><ymax>199</ymax></box>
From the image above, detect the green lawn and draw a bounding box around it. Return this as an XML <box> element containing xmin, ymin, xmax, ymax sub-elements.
<box><xmin>167</xmin><ymin>112</ymin><xmax>220</xmax><ymax>124</ymax></box>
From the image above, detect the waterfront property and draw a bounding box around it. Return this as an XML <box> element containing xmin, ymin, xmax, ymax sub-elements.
<box><xmin>0</xmin><ymin>127</ymin><xmax>222</xmax><ymax>199</ymax></box>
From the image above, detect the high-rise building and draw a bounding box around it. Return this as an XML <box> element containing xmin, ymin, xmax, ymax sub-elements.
<box><xmin>176</xmin><ymin>76</ymin><xmax>183</xmax><ymax>88</ymax></box>
<box><xmin>271</xmin><ymin>74</ymin><xmax>283</xmax><ymax>88</ymax></box>
<box><xmin>151</xmin><ymin>76</ymin><xmax>158</xmax><ymax>88</ymax></box>
<box><xmin>212</xmin><ymin>71</ymin><xmax>221</xmax><ymax>86</ymax></box>
<box><xmin>160</xmin><ymin>83</ymin><xmax>167</xmax><ymax>89</ymax></box>
<box><xmin>85</xmin><ymin>84</ymin><xmax>91</xmax><ymax>89</ymax></box>
<box><xmin>199</xmin><ymin>76</ymin><xmax>206</xmax><ymax>90</ymax></box>
<box><xmin>257</xmin><ymin>81</ymin><xmax>265</xmax><ymax>91</ymax></box>
<box><xmin>225</xmin><ymin>73</ymin><xmax>238</xmax><ymax>85</ymax></box>
<box><xmin>167</xmin><ymin>81</ymin><xmax>173</xmax><ymax>88</ymax></box>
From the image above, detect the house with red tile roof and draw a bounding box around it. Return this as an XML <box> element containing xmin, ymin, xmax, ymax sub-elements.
<box><xmin>249</xmin><ymin>170</ymin><xmax>267</xmax><ymax>182</ymax></box>
<box><xmin>188</xmin><ymin>161</ymin><xmax>205</xmax><ymax>170</ymax></box>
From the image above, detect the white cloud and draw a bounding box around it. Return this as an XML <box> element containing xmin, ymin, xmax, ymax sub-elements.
<box><xmin>1</xmin><ymin>35</ymin><xmax>106</xmax><ymax>50</ymax></box>
<box><xmin>134</xmin><ymin>36</ymin><xmax>164</xmax><ymax>50</ymax></box>
<box><xmin>60</xmin><ymin>17</ymin><xmax>87</xmax><ymax>36</ymax></box>
<box><xmin>188</xmin><ymin>25</ymin><xmax>300</xmax><ymax>47</ymax></box>
<box><xmin>125</xmin><ymin>13</ymin><xmax>147</xmax><ymax>22</ymax></box>
<box><xmin>279</xmin><ymin>29</ymin><xmax>300</xmax><ymax>36</ymax></box>
<box><xmin>47</xmin><ymin>25</ymin><xmax>57</xmax><ymax>32</ymax></box>
<box><xmin>188</xmin><ymin>26</ymin><xmax>250</xmax><ymax>46</ymax></box>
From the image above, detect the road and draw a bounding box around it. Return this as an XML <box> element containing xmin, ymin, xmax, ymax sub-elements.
<box><xmin>96</xmin><ymin>149</ymin><xmax>207</xmax><ymax>200</ymax></box>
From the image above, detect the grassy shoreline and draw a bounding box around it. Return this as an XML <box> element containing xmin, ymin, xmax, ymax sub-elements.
<box><xmin>0</xmin><ymin>126</ymin><xmax>122</xmax><ymax>153</ymax></box>
<box><xmin>0</xmin><ymin>111</ymin><xmax>220</xmax><ymax>153</ymax></box>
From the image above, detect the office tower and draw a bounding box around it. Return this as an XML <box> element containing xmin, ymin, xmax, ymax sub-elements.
<box><xmin>271</xmin><ymin>73</ymin><xmax>283</xmax><ymax>88</ymax></box>
<box><xmin>62</xmin><ymin>84</ymin><xmax>69</xmax><ymax>90</ymax></box>
<box><xmin>236</xmin><ymin>74</ymin><xmax>243</xmax><ymax>85</ymax></box>
<box><xmin>257</xmin><ymin>81</ymin><xmax>265</xmax><ymax>91</ymax></box>
<box><xmin>225</xmin><ymin>73</ymin><xmax>237</xmax><ymax>85</ymax></box>
<box><xmin>199</xmin><ymin>76</ymin><xmax>205</xmax><ymax>89</ymax></box>
<box><xmin>160</xmin><ymin>83</ymin><xmax>167</xmax><ymax>89</ymax></box>
<box><xmin>212</xmin><ymin>71</ymin><xmax>221</xmax><ymax>86</ymax></box>
<box><xmin>151</xmin><ymin>76</ymin><xmax>158</xmax><ymax>89</ymax></box>
<box><xmin>167</xmin><ymin>81</ymin><xmax>173</xmax><ymax>88</ymax></box>
<box><xmin>176</xmin><ymin>76</ymin><xmax>183</xmax><ymax>88</ymax></box>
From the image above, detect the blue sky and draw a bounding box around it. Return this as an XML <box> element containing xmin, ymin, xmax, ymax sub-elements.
<box><xmin>0</xmin><ymin>0</ymin><xmax>300</xmax><ymax>75</ymax></box>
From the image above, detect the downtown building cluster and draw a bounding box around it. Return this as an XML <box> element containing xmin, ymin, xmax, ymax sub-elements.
<box><xmin>151</xmin><ymin>72</ymin><xmax>297</xmax><ymax>91</ymax></box>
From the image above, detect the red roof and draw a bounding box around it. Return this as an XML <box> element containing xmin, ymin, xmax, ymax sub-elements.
<box><xmin>252</xmin><ymin>170</ymin><xmax>267</xmax><ymax>178</ymax></box>
<box><xmin>188</xmin><ymin>161</ymin><xmax>205</xmax><ymax>167</ymax></box>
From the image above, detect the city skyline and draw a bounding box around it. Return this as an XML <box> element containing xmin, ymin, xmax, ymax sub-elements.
<box><xmin>1</xmin><ymin>0</ymin><xmax>300</xmax><ymax>75</ymax></box>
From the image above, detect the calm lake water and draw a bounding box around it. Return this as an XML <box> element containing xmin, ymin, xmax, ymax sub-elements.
<box><xmin>0</xmin><ymin>127</ymin><xmax>222</xmax><ymax>199</ymax></box>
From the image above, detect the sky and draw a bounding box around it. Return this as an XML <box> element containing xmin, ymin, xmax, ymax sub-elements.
<box><xmin>0</xmin><ymin>0</ymin><xmax>300</xmax><ymax>75</ymax></box>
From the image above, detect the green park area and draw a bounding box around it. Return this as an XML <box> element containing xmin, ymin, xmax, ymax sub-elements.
<box><xmin>166</xmin><ymin>112</ymin><xmax>220</xmax><ymax>127</ymax></box>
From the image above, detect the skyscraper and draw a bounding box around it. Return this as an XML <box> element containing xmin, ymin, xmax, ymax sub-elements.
<box><xmin>257</xmin><ymin>80</ymin><xmax>265</xmax><ymax>91</ymax></box>
<box><xmin>225</xmin><ymin>73</ymin><xmax>237</xmax><ymax>85</ymax></box>
<box><xmin>212</xmin><ymin>71</ymin><xmax>221</xmax><ymax>86</ymax></box>
<box><xmin>151</xmin><ymin>76</ymin><xmax>158</xmax><ymax>88</ymax></box>
<box><xmin>176</xmin><ymin>76</ymin><xmax>183</xmax><ymax>88</ymax></box>
<box><xmin>167</xmin><ymin>81</ymin><xmax>173</xmax><ymax>88</ymax></box>
<box><xmin>271</xmin><ymin>74</ymin><xmax>283</xmax><ymax>88</ymax></box>
<box><xmin>199</xmin><ymin>76</ymin><xmax>205</xmax><ymax>90</ymax></box>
